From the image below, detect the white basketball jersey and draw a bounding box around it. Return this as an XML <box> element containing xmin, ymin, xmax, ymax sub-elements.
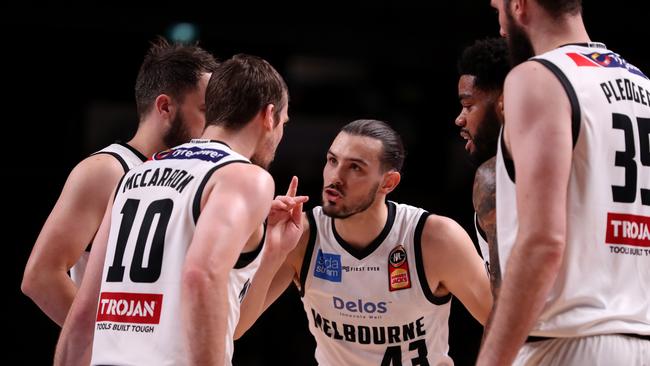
<box><xmin>496</xmin><ymin>43</ymin><xmax>650</xmax><ymax>337</ymax></box>
<box><xmin>91</xmin><ymin>139</ymin><xmax>260</xmax><ymax>366</ymax></box>
<box><xmin>300</xmin><ymin>201</ymin><xmax>454</xmax><ymax>366</ymax></box>
<box><xmin>70</xmin><ymin>142</ymin><xmax>147</xmax><ymax>285</ymax></box>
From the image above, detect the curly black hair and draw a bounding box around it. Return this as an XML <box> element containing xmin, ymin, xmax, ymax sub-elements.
<box><xmin>457</xmin><ymin>37</ymin><xmax>510</xmax><ymax>92</ymax></box>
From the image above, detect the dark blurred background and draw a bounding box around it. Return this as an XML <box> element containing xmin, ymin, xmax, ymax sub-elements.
<box><xmin>4</xmin><ymin>2</ymin><xmax>646</xmax><ymax>365</ymax></box>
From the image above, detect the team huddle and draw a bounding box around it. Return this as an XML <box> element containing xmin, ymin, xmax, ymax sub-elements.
<box><xmin>21</xmin><ymin>0</ymin><xmax>650</xmax><ymax>365</ymax></box>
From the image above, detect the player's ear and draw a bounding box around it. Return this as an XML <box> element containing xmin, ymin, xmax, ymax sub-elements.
<box><xmin>154</xmin><ymin>94</ymin><xmax>174</xmax><ymax>121</ymax></box>
<box><xmin>380</xmin><ymin>171</ymin><xmax>401</xmax><ymax>195</ymax></box>
<box><xmin>261</xmin><ymin>104</ymin><xmax>275</xmax><ymax>131</ymax></box>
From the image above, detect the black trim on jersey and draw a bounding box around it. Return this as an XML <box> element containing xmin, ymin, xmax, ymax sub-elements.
<box><xmin>189</xmin><ymin>139</ymin><xmax>232</xmax><ymax>149</ymax></box>
<box><xmin>413</xmin><ymin>212</ymin><xmax>452</xmax><ymax>305</ymax></box>
<box><xmin>531</xmin><ymin>59</ymin><xmax>581</xmax><ymax>148</ymax></box>
<box><xmin>499</xmin><ymin>128</ymin><xmax>516</xmax><ymax>183</ymax></box>
<box><xmin>234</xmin><ymin>223</ymin><xmax>266</xmax><ymax>269</ymax></box>
<box><xmin>116</xmin><ymin>141</ymin><xmax>148</xmax><ymax>162</ymax></box>
<box><xmin>331</xmin><ymin>201</ymin><xmax>396</xmax><ymax>260</ymax></box>
<box><xmin>299</xmin><ymin>209</ymin><xmax>317</xmax><ymax>297</ymax></box>
<box><xmin>475</xmin><ymin>213</ymin><xmax>488</xmax><ymax>243</ymax></box>
<box><xmin>191</xmin><ymin>160</ymin><xmax>251</xmax><ymax>224</ymax></box>
<box><xmin>210</xmin><ymin>140</ymin><xmax>231</xmax><ymax>148</ymax></box>
<box><xmin>93</xmin><ymin>152</ymin><xmax>129</xmax><ymax>173</ymax></box>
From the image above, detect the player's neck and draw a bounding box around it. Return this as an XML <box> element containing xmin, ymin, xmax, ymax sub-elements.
<box><xmin>128</xmin><ymin>122</ymin><xmax>167</xmax><ymax>159</ymax></box>
<box><xmin>531</xmin><ymin>15</ymin><xmax>590</xmax><ymax>55</ymax></box>
<box><xmin>200</xmin><ymin>125</ymin><xmax>258</xmax><ymax>160</ymax></box>
<box><xmin>334</xmin><ymin>198</ymin><xmax>388</xmax><ymax>251</ymax></box>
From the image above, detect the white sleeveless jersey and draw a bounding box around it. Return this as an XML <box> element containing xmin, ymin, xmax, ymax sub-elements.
<box><xmin>496</xmin><ymin>43</ymin><xmax>650</xmax><ymax>337</ymax></box>
<box><xmin>70</xmin><ymin>142</ymin><xmax>147</xmax><ymax>286</ymax></box>
<box><xmin>91</xmin><ymin>139</ymin><xmax>261</xmax><ymax>366</ymax></box>
<box><xmin>300</xmin><ymin>201</ymin><xmax>454</xmax><ymax>366</ymax></box>
<box><xmin>474</xmin><ymin>213</ymin><xmax>490</xmax><ymax>275</ymax></box>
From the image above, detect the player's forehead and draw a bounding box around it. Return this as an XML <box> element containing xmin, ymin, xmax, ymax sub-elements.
<box><xmin>458</xmin><ymin>75</ymin><xmax>478</xmax><ymax>96</ymax></box>
<box><xmin>328</xmin><ymin>132</ymin><xmax>382</xmax><ymax>164</ymax></box>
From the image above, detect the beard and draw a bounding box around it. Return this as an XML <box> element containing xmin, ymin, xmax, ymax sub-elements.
<box><xmin>505</xmin><ymin>8</ymin><xmax>535</xmax><ymax>66</ymax></box>
<box><xmin>469</xmin><ymin>105</ymin><xmax>502</xmax><ymax>165</ymax></box>
<box><xmin>163</xmin><ymin>112</ymin><xmax>192</xmax><ymax>148</ymax></box>
<box><xmin>322</xmin><ymin>182</ymin><xmax>379</xmax><ymax>219</ymax></box>
<box><xmin>250</xmin><ymin>136</ymin><xmax>276</xmax><ymax>170</ymax></box>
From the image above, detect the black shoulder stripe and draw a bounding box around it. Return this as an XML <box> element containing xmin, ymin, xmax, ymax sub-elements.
<box><xmin>191</xmin><ymin>160</ymin><xmax>250</xmax><ymax>224</ymax></box>
<box><xmin>113</xmin><ymin>172</ymin><xmax>127</xmax><ymax>202</ymax></box>
<box><xmin>92</xmin><ymin>151</ymin><xmax>129</xmax><ymax>173</ymax></box>
<box><xmin>117</xmin><ymin>141</ymin><xmax>148</xmax><ymax>162</ymax></box>
<box><xmin>531</xmin><ymin>58</ymin><xmax>581</xmax><ymax>147</ymax></box>
<box><xmin>299</xmin><ymin>209</ymin><xmax>317</xmax><ymax>297</ymax></box>
<box><xmin>234</xmin><ymin>223</ymin><xmax>266</xmax><ymax>269</ymax></box>
<box><xmin>499</xmin><ymin>128</ymin><xmax>516</xmax><ymax>183</ymax></box>
<box><xmin>413</xmin><ymin>211</ymin><xmax>452</xmax><ymax>305</ymax></box>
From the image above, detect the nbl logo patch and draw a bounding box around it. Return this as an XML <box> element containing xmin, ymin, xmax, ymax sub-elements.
<box><xmin>314</xmin><ymin>249</ymin><xmax>342</xmax><ymax>282</ymax></box>
<box><xmin>388</xmin><ymin>245</ymin><xmax>411</xmax><ymax>291</ymax></box>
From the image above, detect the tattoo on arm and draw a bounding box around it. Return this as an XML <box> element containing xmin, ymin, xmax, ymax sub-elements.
<box><xmin>473</xmin><ymin>157</ymin><xmax>501</xmax><ymax>299</ymax></box>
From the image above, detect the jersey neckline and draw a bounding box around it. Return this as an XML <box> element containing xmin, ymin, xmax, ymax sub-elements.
<box><xmin>559</xmin><ymin>41</ymin><xmax>607</xmax><ymax>49</ymax></box>
<box><xmin>189</xmin><ymin>139</ymin><xmax>232</xmax><ymax>149</ymax></box>
<box><xmin>330</xmin><ymin>201</ymin><xmax>397</xmax><ymax>260</ymax></box>
<box><xmin>116</xmin><ymin>140</ymin><xmax>147</xmax><ymax>162</ymax></box>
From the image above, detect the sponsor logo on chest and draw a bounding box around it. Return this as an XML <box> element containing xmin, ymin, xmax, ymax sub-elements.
<box><xmin>314</xmin><ymin>249</ymin><xmax>342</xmax><ymax>282</ymax></box>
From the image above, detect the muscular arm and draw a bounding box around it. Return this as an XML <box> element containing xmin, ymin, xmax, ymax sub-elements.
<box><xmin>477</xmin><ymin>62</ymin><xmax>572</xmax><ymax>366</ymax></box>
<box><xmin>22</xmin><ymin>155</ymin><xmax>124</xmax><ymax>326</ymax></box>
<box><xmin>54</xmin><ymin>192</ymin><xmax>115</xmax><ymax>366</ymax></box>
<box><xmin>472</xmin><ymin>157</ymin><xmax>501</xmax><ymax>298</ymax></box>
<box><xmin>182</xmin><ymin>164</ymin><xmax>274</xmax><ymax>365</ymax></box>
<box><xmin>423</xmin><ymin>215</ymin><xmax>493</xmax><ymax>325</ymax></box>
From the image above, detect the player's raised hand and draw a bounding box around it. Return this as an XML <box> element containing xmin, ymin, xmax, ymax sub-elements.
<box><xmin>266</xmin><ymin>176</ymin><xmax>308</xmax><ymax>254</ymax></box>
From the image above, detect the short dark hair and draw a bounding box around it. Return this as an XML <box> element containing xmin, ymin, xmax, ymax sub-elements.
<box><xmin>205</xmin><ymin>54</ymin><xmax>288</xmax><ymax>130</ymax></box>
<box><xmin>341</xmin><ymin>119</ymin><xmax>405</xmax><ymax>173</ymax></box>
<box><xmin>457</xmin><ymin>37</ymin><xmax>510</xmax><ymax>92</ymax></box>
<box><xmin>135</xmin><ymin>37</ymin><xmax>219</xmax><ymax>120</ymax></box>
<box><xmin>506</xmin><ymin>0</ymin><xmax>581</xmax><ymax>17</ymax></box>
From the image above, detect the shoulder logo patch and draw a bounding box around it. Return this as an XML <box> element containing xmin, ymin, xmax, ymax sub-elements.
<box><xmin>388</xmin><ymin>245</ymin><xmax>411</xmax><ymax>291</ymax></box>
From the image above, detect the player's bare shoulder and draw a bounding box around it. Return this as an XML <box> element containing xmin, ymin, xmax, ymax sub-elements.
<box><xmin>64</xmin><ymin>153</ymin><xmax>127</xmax><ymax>198</ymax></box>
<box><xmin>206</xmin><ymin>162</ymin><xmax>275</xmax><ymax>200</ymax></box>
<box><xmin>420</xmin><ymin>214</ymin><xmax>473</xmax><ymax>262</ymax></box>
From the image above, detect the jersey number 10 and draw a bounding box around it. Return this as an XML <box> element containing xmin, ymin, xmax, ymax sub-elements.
<box><xmin>106</xmin><ymin>198</ymin><xmax>174</xmax><ymax>283</ymax></box>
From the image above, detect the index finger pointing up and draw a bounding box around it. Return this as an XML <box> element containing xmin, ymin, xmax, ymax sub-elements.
<box><xmin>286</xmin><ymin>176</ymin><xmax>298</xmax><ymax>197</ymax></box>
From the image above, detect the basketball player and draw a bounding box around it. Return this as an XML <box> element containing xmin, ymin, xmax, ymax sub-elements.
<box><xmin>54</xmin><ymin>54</ymin><xmax>294</xmax><ymax>366</ymax></box>
<box><xmin>21</xmin><ymin>38</ymin><xmax>218</xmax><ymax>326</ymax></box>
<box><xmin>237</xmin><ymin>119</ymin><xmax>492</xmax><ymax>365</ymax></box>
<box><xmin>478</xmin><ymin>0</ymin><xmax>650</xmax><ymax>364</ymax></box>
<box><xmin>455</xmin><ymin>37</ymin><xmax>510</xmax><ymax>296</ymax></box>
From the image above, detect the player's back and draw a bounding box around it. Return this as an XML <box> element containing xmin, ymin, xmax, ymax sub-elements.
<box><xmin>91</xmin><ymin>139</ymin><xmax>250</xmax><ymax>365</ymax></box>
<box><xmin>497</xmin><ymin>43</ymin><xmax>650</xmax><ymax>337</ymax></box>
